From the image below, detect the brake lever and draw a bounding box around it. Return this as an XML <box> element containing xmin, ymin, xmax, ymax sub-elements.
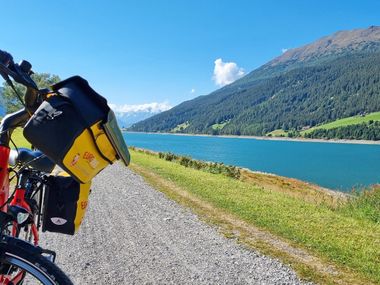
<box><xmin>9</xmin><ymin>63</ymin><xmax>37</xmax><ymax>90</ymax></box>
<box><xmin>0</xmin><ymin>58</ymin><xmax>37</xmax><ymax>90</ymax></box>
<box><xmin>0</xmin><ymin>62</ymin><xmax>31</xmax><ymax>112</ymax></box>
<box><xmin>0</xmin><ymin>62</ymin><xmax>21</xmax><ymax>86</ymax></box>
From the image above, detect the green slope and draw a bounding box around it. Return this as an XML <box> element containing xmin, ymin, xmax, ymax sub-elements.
<box><xmin>129</xmin><ymin>27</ymin><xmax>380</xmax><ymax>138</ymax></box>
<box><xmin>302</xmin><ymin>111</ymin><xmax>380</xmax><ymax>134</ymax></box>
<box><xmin>130</xmin><ymin>51</ymin><xmax>380</xmax><ymax>136</ymax></box>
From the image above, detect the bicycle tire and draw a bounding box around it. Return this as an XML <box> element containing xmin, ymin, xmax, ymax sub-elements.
<box><xmin>0</xmin><ymin>236</ymin><xmax>73</xmax><ymax>285</ymax></box>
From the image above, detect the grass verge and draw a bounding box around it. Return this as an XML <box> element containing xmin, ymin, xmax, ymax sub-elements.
<box><xmin>129</xmin><ymin>149</ymin><xmax>380</xmax><ymax>285</ymax></box>
<box><xmin>10</xmin><ymin>127</ymin><xmax>31</xmax><ymax>149</ymax></box>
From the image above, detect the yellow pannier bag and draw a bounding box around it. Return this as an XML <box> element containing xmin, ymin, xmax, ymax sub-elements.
<box><xmin>61</xmin><ymin>120</ymin><xmax>118</xmax><ymax>183</ymax></box>
<box><xmin>23</xmin><ymin>76</ymin><xmax>130</xmax><ymax>183</ymax></box>
<box><xmin>42</xmin><ymin>171</ymin><xmax>91</xmax><ymax>235</ymax></box>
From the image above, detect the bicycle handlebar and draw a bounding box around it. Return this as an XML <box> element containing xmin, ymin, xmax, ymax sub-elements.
<box><xmin>0</xmin><ymin>49</ymin><xmax>37</xmax><ymax>90</ymax></box>
<box><xmin>0</xmin><ymin>49</ymin><xmax>43</xmax><ymax>117</ymax></box>
<box><xmin>0</xmin><ymin>50</ymin><xmax>13</xmax><ymax>66</ymax></box>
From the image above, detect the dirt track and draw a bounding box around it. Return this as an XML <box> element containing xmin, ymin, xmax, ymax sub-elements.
<box><xmin>40</xmin><ymin>163</ymin><xmax>307</xmax><ymax>284</ymax></box>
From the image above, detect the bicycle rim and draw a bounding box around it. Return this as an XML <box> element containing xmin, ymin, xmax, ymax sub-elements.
<box><xmin>1</xmin><ymin>251</ymin><xmax>56</xmax><ymax>285</ymax></box>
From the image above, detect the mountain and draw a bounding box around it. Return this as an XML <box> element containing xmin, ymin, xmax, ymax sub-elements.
<box><xmin>267</xmin><ymin>25</ymin><xmax>380</xmax><ymax>66</ymax></box>
<box><xmin>129</xmin><ymin>26</ymin><xmax>380</xmax><ymax>136</ymax></box>
<box><xmin>114</xmin><ymin>110</ymin><xmax>161</xmax><ymax>129</ymax></box>
<box><xmin>111</xmin><ymin>103</ymin><xmax>172</xmax><ymax>129</ymax></box>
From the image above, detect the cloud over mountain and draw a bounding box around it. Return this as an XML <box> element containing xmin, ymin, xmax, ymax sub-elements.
<box><xmin>212</xmin><ymin>58</ymin><xmax>245</xmax><ymax>87</ymax></box>
<box><xmin>110</xmin><ymin>102</ymin><xmax>172</xmax><ymax>128</ymax></box>
<box><xmin>109</xmin><ymin>102</ymin><xmax>172</xmax><ymax>113</ymax></box>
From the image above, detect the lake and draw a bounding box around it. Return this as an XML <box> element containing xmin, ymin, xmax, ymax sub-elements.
<box><xmin>123</xmin><ymin>132</ymin><xmax>380</xmax><ymax>192</ymax></box>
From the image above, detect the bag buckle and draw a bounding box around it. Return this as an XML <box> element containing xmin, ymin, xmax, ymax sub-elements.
<box><xmin>46</xmin><ymin>110</ymin><xmax>63</xmax><ymax>120</ymax></box>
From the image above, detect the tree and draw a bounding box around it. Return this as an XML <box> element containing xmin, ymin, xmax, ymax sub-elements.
<box><xmin>2</xmin><ymin>73</ymin><xmax>60</xmax><ymax>113</ymax></box>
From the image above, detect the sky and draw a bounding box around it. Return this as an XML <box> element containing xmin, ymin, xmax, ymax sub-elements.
<box><xmin>1</xmin><ymin>0</ymin><xmax>380</xmax><ymax>112</ymax></box>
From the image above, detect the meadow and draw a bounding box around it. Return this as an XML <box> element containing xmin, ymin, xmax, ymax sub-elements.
<box><xmin>130</xmin><ymin>148</ymin><xmax>380</xmax><ymax>285</ymax></box>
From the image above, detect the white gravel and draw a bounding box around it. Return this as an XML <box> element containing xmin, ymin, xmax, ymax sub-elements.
<box><xmin>40</xmin><ymin>163</ymin><xmax>310</xmax><ymax>285</ymax></box>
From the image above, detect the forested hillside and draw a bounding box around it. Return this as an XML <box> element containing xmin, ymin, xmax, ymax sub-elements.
<box><xmin>129</xmin><ymin>27</ymin><xmax>380</xmax><ymax>137</ymax></box>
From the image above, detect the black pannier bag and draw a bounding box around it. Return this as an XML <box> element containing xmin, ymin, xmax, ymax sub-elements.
<box><xmin>42</xmin><ymin>172</ymin><xmax>91</xmax><ymax>235</ymax></box>
<box><xmin>23</xmin><ymin>76</ymin><xmax>130</xmax><ymax>183</ymax></box>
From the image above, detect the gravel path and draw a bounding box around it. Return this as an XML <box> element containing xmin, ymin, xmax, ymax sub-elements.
<box><xmin>40</xmin><ymin>163</ymin><xmax>308</xmax><ymax>285</ymax></box>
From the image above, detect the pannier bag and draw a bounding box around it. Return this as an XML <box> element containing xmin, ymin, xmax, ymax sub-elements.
<box><xmin>42</xmin><ymin>171</ymin><xmax>91</xmax><ymax>235</ymax></box>
<box><xmin>23</xmin><ymin>76</ymin><xmax>130</xmax><ymax>183</ymax></box>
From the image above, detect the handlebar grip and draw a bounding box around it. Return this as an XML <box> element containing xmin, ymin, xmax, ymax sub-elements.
<box><xmin>0</xmin><ymin>49</ymin><xmax>13</xmax><ymax>66</ymax></box>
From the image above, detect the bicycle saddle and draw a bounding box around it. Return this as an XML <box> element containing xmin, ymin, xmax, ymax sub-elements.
<box><xmin>10</xmin><ymin>148</ymin><xmax>55</xmax><ymax>173</ymax></box>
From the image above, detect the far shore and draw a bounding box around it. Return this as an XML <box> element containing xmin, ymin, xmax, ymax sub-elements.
<box><xmin>124</xmin><ymin>130</ymin><xmax>380</xmax><ymax>146</ymax></box>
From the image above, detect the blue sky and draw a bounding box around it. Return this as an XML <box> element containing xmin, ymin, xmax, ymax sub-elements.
<box><xmin>1</xmin><ymin>0</ymin><xmax>379</xmax><ymax>111</ymax></box>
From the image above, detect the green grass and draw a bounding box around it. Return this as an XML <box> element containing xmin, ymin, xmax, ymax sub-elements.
<box><xmin>339</xmin><ymin>186</ymin><xmax>380</xmax><ymax>224</ymax></box>
<box><xmin>130</xmin><ymin>149</ymin><xmax>380</xmax><ymax>284</ymax></box>
<box><xmin>171</xmin><ymin>121</ymin><xmax>190</xmax><ymax>132</ymax></box>
<box><xmin>266</xmin><ymin>129</ymin><xmax>287</xmax><ymax>137</ymax></box>
<box><xmin>10</xmin><ymin>128</ymin><xmax>31</xmax><ymax>149</ymax></box>
<box><xmin>302</xmin><ymin>111</ymin><xmax>380</xmax><ymax>135</ymax></box>
<box><xmin>211</xmin><ymin>120</ymin><xmax>230</xmax><ymax>130</ymax></box>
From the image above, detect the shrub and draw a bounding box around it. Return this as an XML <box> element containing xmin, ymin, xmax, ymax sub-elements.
<box><xmin>164</xmin><ymin>152</ymin><xmax>175</xmax><ymax>161</ymax></box>
<box><xmin>130</xmin><ymin>147</ymin><xmax>241</xmax><ymax>179</ymax></box>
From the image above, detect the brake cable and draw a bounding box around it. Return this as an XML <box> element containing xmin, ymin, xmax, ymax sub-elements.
<box><xmin>9</xmin><ymin>135</ymin><xmax>20</xmax><ymax>154</ymax></box>
<box><xmin>4</xmin><ymin>77</ymin><xmax>29</xmax><ymax>114</ymax></box>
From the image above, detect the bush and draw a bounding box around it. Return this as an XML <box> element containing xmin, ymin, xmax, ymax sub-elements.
<box><xmin>164</xmin><ymin>152</ymin><xmax>175</xmax><ymax>161</ymax></box>
<box><xmin>179</xmin><ymin>156</ymin><xmax>191</xmax><ymax>167</ymax></box>
<box><xmin>131</xmin><ymin>147</ymin><xmax>241</xmax><ymax>179</ymax></box>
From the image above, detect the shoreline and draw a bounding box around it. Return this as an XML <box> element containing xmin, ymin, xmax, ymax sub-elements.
<box><xmin>131</xmin><ymin>147</ymin><xmax>349</xmax><ymax>197</ymax></box>
<box><xmin>124</xmin><ymin>131</ymin><xmax>380</xmax><ymax>146</ymax></box>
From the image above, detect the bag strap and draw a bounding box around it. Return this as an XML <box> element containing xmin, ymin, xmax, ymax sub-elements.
<box><xmin>86</xmin><ymin>125</ymin><xmax>113</xmax><ymax>165</ymax></box>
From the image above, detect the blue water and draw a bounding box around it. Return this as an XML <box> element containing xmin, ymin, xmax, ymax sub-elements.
<box><xmin>123</xmin><ymin>132</ymin><xmax>380</xmax><ymax>192</ymax></box>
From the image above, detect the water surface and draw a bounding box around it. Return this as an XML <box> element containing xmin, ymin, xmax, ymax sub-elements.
<box><xmin>123</xmin><ymin>132</ymin><xmax>380</xmax><ymax>192</ymax></box>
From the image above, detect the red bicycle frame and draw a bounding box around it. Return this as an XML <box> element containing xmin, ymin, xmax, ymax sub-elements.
<box><xmin>0</xmin><ymin>107</ymin><xmax>42</xmax><ymax>252</ymax></box>
<box><xmin>0</xmin><ymin>145</ymin><xmax>10</xmax><ymax>212</ymax></box>
<box><xmin>0</xmin><ymin>124</ymin><xmax>42</xmax><ymax>285</ymax></box>
<box><xmin>0</xmin><ymin>145</ymin><xmax>39</xmax><ymax>246</ymax></box>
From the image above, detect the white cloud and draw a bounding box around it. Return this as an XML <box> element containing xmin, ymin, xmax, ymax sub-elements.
<box><xmin>190</xmin><ymin>88</ymin><xmax>195</xmax><ymax>94</ymax></box>
<box><xmin>281</xmin><ymin>48</ymin><xmax>288</xmax><ymax>53</ymax></box>
<box><xmin>109</xmin><ymin>102</ymin><xmax>172</xmax><ymax>113</ymax></box>
<box><xmin>212</xmin><ymin>58</ymin><xmax>245</xmax><ymax>87</ymax></box>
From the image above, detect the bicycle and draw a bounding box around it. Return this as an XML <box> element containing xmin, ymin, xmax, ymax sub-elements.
<box><xmin>0</xmin><ymin>49</ymin><xmax>130</xmax><ymax>284</ymax></box>
<box><xmin>0</xmin><ymin>50</ymin><xmax>74</xmax><ymax>284</ymax></box>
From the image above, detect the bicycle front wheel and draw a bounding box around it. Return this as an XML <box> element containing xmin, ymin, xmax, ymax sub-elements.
<box><xmin>0</xmin><ymin>236</ymin><xmax>73</xmax><ymax>285</ymax></box>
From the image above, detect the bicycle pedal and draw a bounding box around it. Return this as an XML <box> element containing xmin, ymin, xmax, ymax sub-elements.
<box><xmin>41</xmin><ymin>248</ymin><xmax>56</xmax><ymax>263</ymax></box>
